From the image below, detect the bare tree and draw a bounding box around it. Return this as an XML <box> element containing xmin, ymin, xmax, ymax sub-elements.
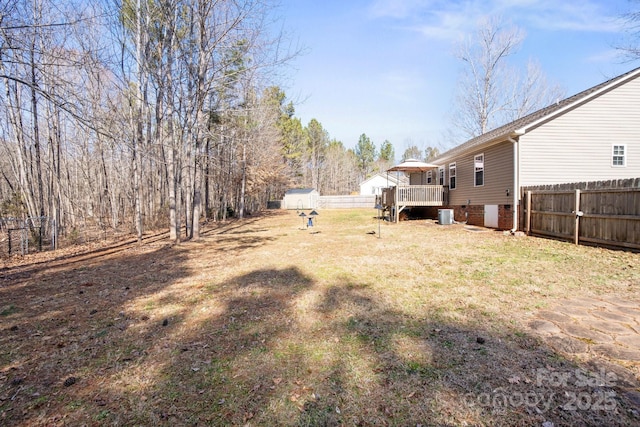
<box><xmin>304</xmin><ymin>119</ymin><xmax>328</xmax><ymax>191</ymax></box>
<box><xmin>449</xmin><ymin>16</ymin><xmax>563</xmax><ymax>143</ymax></box>
<box><xmin>0</xmin><ymin>0</ymin><xmax>301</xmax><ymax>247</ymax></box>
<box><xmin>321</xmin><ymin>140</ymin><xmax>359</xmax><ymax>195</ymax></box>
<box><xmin>618</xmin><ymin>1</ymin><xmax>640</xmax><ymax>60</ymax></box>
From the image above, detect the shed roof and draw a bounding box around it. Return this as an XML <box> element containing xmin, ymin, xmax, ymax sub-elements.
<box><xmin>284</xmin><ymin>188</ymin><xmax>318</xmax><ymax>195</ymax></box>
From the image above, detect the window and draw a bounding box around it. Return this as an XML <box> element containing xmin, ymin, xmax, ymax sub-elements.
<box><xmin>438</xmin><ymin>167</ymin><xmax>444</xmax><ymax>185</ymax></box>
<box><xmin>612</xmin><ymin>144</ymin><xmax>626</xmax><ymax>167</ymax></box>
<box><xmin>474</xmin><ymin>153</ymin><xmax>484</xmax><ymax>186</ymax></box>
<box><xmin>427</xmin><ymin>170</ymin><xmax>432</xmax><ymax>184</ymax></box>
<box><xmin>449</xmin><ymin>163</ymin><xmax>456</xmax><ymax>190</ymax></box>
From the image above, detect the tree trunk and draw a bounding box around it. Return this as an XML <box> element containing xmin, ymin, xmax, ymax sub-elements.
<box><xmin>30</xmin><ymin>36</ymin><xmax>45</xmax><ymax>217</ymax></box>
<box><xmin>239</xmin><ymin>143</ymin><xmax>246</xmax><ymax>219</ymax></box>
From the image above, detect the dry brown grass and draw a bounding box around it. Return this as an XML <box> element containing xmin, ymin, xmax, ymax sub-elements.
<box><xmin>1</xmin><ymin>209</ymin><xmax>639</xmax><ymax>426</ymax></box>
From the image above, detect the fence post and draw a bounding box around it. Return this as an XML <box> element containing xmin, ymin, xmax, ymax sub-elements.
<box><xmin>394</xmin><ymin>187</ymin><xmax>399</xmax><ymax>223</ymax></box>
<box><xmin>574</xmin><ymin>189</ymin><xmax>581</xmax><ymax>245</ymax></box>
<box><xmin>526</xmin><ymin>191</ymin><xmax>532</xmax><ymax>235</ymax></box>
<box><xmin>22</xmin><ymin>228</ymin><xmax>27</xmax><ymax>255</ymax></box>
<box><xmin>51</xmin><ymin>219</ymin><xmax>57</xmax><ymax>250</ymax></box>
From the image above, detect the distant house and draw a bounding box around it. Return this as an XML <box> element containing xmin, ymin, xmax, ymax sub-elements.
<box><xmin>429</xmin><ymin>66</ymin><xmax>640</xmax><ymax>229</ymax></box>
<box><xmin>383</xmin><ymin>66</ymin><xmax>640</xmax><ymax>229</ymax></box>
<box><xmin>283</xmin><ymin>188</ymin><xmax>319</xmax><ymax>210</ymax></box>
<box><xmin>359</xmin><ymin>173</ymin><xmax>408</xmax><ymax>196</ymax></box>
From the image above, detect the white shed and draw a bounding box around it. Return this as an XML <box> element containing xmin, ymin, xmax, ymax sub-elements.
<box><xmin>283</xmin><ymin>188</ymin><xmax>319</xmax><ymax>210</ymax></box>
<box><xmin>359</xmin><ymin>173</ymin><xmax>408</xmax><ymax>195</ymax></box>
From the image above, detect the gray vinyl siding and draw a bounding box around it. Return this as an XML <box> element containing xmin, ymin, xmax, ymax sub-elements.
<box><xmin>447</xmin><ymin>141</ymin><xmax>514</xmax><ymax>206</ymax></box>
<box><xmin>520</xmin><ymin>75</ymin><xmax>640</xmax><ymax>186</ymax></box>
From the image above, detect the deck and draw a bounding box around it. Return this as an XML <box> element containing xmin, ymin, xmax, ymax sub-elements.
<box><xmin>380</xmin><ymin>185</ymin><xmax>448</xmax><ymax>222</ymax></box>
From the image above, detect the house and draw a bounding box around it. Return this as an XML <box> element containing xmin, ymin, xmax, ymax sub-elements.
<box><xmin>435</xmin><ymin>66</ymin><xmax>640</xmax><ymax>229</ymax></box>
<box><xmin>283</xmin><ymin>188</ymin><xmax>319</xmax><ymax>210</ymax></box>
<box><xmin>384</xmin><ymin>66</ymin><xmax>640</xmax><ymax>229</ymax></box>
<box><xmin>359</xmin><ymin>172</ymin><xmax>408</xmax><ymax>196</ymax></box>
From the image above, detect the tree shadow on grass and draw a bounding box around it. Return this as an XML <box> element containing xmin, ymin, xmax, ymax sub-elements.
<box><xmin>86</xmin><ymin>266</ymin><xmax>317</xmax><ymax>425</ymax></box>
<box><xmin>63</xmin><ymin>268</ymin><xmax>639</xmax><ymax>425</ymax></box>
<box><xmin>0</xmin><ymin>243</ymin><xmax>202</xmax><ymax>425</ymax></box>
<box><xmin>2</xmin><ymin>240</ymin><xmax>639</xmax><ymax>426</ymax></box>
<box><xmin>200</xmin><ymin>210</ymin><xmax>287</xmax><ymax>238</ymax></box>
<box><xmin>299</xmin><ymin>282</ymin><xmax>640</xmax><ymax>426</ymax></box>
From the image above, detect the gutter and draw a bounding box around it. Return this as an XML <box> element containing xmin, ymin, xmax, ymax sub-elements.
<box><xmin>434</xmin><ymin>130</ymin><xmax>523</xmax><ymax>165</ymax></box>
<box><xmin>507</xmin><ymin>137</ymin><xmax>520</xmax><ymax>231</ymax></box>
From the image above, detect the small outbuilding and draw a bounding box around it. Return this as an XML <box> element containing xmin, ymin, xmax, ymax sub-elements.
<box><xmin>283</xmin><ymin>188</ymin><xmax>319</xmax><ymax>210</ymax></box>
<box><xmin>359</xmin><ymin>173</ymin><xmax>408</xmax><ymax>195</ymax></box>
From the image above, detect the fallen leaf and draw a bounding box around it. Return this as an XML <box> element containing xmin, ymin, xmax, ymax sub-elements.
<box><xmin>508</xmin><ymin>376</ymin><xmax>520</xmax><ymax>384</ymax></box>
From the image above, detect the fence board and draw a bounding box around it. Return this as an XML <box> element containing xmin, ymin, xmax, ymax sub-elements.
<box><xmin>522</xmin><ymin>179</ymin><xmax>640</xmax><ymax>250</ymax></box>
<box><xmin>317</xmin><ymin>195</ymin><xmax>376</xmax><ymax>209</ymax></box>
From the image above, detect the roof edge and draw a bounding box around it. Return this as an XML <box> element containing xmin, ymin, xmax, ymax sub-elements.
<box><xmin>516</xmin><ymin>67</ymin><xmax>640</xmax><ymax>134</ymax></box>
<box><xmin>433</xmin><ymin>66</ymin><xmax>640</xmax><ymax>164</ymax></box>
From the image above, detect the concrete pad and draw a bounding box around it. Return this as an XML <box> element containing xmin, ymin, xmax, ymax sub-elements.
<box><xmin>592</xmin><ymin>344</ymin><xmax>640</xmax><ymax>362</ymax></box>
<box><xmin>557</xmin><ymin>307</ymin><xmax>593</xmax><ymax>320</ymax></box>
<box><xmin>607</xmin><ymin>306</ymin><xmax>640</xmax><ymax>321</ymax></box>
<box><xmin>545</xmin><ymin>335</ymin><xmax>589</xmax><ymax>354</ymax></box>
<box><xmin>615</xmin><ymin>334</ymin><xmax>640</xmax><ymax>349</ymax></box>
<box><xmin>589</xmin><ymin>320</ymin><xmax>636</xmax><ymax>336</ymax></box>
<box><xmin>602</xmin><ymin>296</ymin><xmax>640</xmax><ymax>309</ymax></box>
<box><xmin>537</xmin><ymin>310</ymin><xmax>573</xmax><ymax>324</ymax></box>
<box><xmin>583</xmin><ymin>359</ymin><xmax>640</xmax><ymax>388</ymax></box>
<box><xmin>591</xmin><ymin>309</ymin><xmax>637</xmax><ymax>323</ymax></box>
<box><xmin>562</xmin><ymin>322</ymin><xmax>615</xmax><ymax>344</ymax></box>
<box><xmin>528</xmin><ymin>319</ymin><xmax>562</xmax><ymax>336</ymax></box>
<box><xmin>563</xmin><ymin>297</ymin><xmax>615</xmax><ymax>310</ymax></box>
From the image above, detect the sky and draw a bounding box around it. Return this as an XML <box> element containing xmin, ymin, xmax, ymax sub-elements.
<box><xmin>275</xmin><ymin>0</ymin><xmax>639</xmax><ymax>158</ymax></box>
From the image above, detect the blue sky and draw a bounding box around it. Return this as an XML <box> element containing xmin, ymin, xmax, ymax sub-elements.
<box><xmin>276</xmin><ymin>0</ymin><xmax>638</xmax><ymax>158</ymax></box>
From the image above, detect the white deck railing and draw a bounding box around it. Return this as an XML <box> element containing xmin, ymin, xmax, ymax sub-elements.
<box><xmin>382</xmin><ymin>185</ymin><xmax>446</xmax><ymax>207</ymax></box>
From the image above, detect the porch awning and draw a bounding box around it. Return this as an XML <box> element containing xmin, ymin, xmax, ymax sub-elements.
<box><xmin>387</xmin><ymin>159</ymin><xmax>438</xmax><ymax>172</ymax></box>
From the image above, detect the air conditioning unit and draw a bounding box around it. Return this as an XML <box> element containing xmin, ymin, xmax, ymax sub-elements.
<box><xmin>438</xmin><ymin>209</ymin><xmax>454</xmax><ymax>225</ymax></box>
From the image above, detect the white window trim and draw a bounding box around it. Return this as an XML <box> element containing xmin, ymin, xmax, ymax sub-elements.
<box><xmin>427</xmin><ymin>170</ymin><xmax>432</xmax><ymax>184</ymax></box>
<box><xmin>474</xmin><ymin>153</ymin><xmax>484</xmax><ymax>187</ymax></box>
<box><xmin>438</xmin><ymin>167</ymin><xmax>444</xmax><ymax>186</ymax></box>
<box><xmin>449</xmin><ymin>162</ymin><xmax>456</xmax><ymax>190</ymax></box>
<box><xmin>612</xmin><ymin>144</ymin><xmax>626</xmax><ymax>167</ymax></box>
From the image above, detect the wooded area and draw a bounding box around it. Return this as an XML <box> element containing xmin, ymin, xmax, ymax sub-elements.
<box><xmin>0</xmin><ymin>0</ymin><xmax>392</xmax><ymax>246</ymax></box>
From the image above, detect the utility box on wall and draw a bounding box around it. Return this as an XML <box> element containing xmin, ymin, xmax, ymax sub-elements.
<box><xmin>438</xmin><ymin>209</ymin><xmax>454</xmax><ymax>225</ymax></box>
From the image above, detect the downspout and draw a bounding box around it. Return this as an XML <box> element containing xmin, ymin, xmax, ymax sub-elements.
<box><xmin>507</xmin><ymin>137</ymin><xmax>519</xmax><ymax>231</ymax></box>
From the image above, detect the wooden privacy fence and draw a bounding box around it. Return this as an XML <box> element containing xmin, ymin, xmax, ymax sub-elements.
<box><xmin>523</xmin><ymin>184</ymin><xmax>640</xmax><ymax>250</ymax></box>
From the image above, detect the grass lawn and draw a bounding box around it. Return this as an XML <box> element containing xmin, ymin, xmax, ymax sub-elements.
<box><xmin>1</xmin><ymin>209</ymin><xmax>639</xmax><ymax>426</ymax></box>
